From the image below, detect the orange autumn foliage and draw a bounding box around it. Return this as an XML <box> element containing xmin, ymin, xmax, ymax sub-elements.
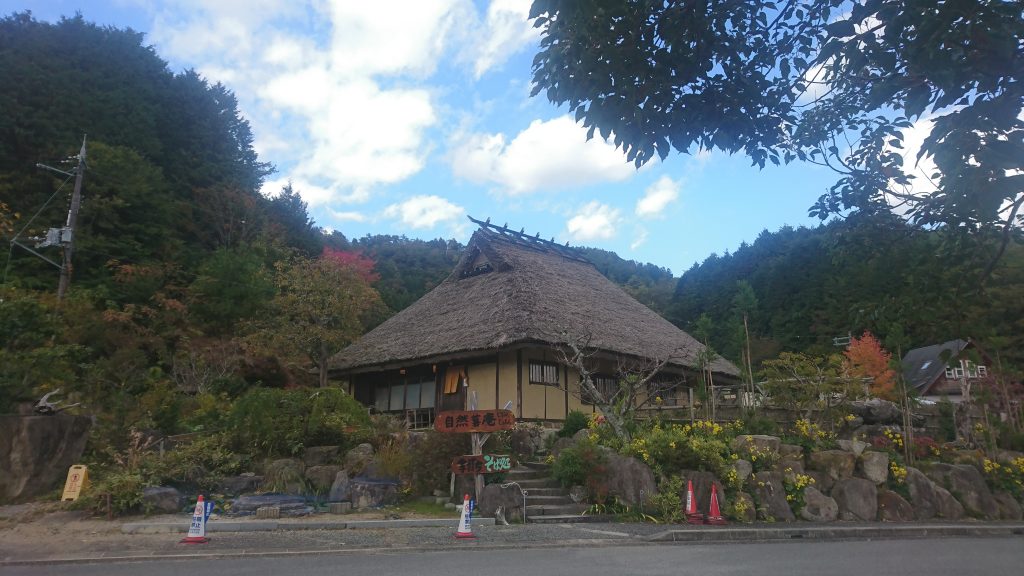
<box><xmin>844</xmin><ymin>331</ymin><xmax>897</xmax><ymax>400</ymax></box>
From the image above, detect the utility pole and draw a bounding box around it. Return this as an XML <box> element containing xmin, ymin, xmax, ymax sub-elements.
<box><xmin>57</xmin><ymin>135</ymin><xmax>86</xmax><ymax>301</ymax></box>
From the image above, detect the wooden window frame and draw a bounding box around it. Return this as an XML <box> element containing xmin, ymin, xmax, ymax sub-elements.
<box><xmin>529</xmin><ymin>361</ymin><xmax>560</xmax><ymax>386</ymax></box>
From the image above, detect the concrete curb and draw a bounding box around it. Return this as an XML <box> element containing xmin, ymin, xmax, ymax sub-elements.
<box><xmin>0</xmin><ymin>538</ymin><xmax>631</xmax><ymax>567</ymax></box>
<box><xmin>646</xmin><ymin>522</ymin><xmax>1024</xmax><ymax>542</ymax></box>
<box><xmin>121</xmin><ymin>517</ymin><xmax>494</xmax><ymax>534</ymax></box>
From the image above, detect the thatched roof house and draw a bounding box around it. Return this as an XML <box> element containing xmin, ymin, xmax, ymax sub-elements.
<box><xmin>331</xmin><ymin>218</ymin><xmax>739</xmax><ymax>424</ymax></box>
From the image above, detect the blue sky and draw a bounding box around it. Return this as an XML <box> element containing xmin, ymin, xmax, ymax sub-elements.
<box><xmin>7</xmin><ymin>0</ymin><xmax>843</xmax><ymax>274</ymax></box>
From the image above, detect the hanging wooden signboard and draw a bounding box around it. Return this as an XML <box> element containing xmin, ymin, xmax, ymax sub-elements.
<box><xmin>451</xmin><ymin>454</ymin><xmax>513</xmax><ymax>475</ymax></box>
<box><xmin>434</xmin><ymin>409</ymin><xmax>515</xmax><ymax>433</ymax></box>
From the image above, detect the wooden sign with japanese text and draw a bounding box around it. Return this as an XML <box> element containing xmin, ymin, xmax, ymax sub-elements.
<box><xmin>435</xmin><ymin>409</ymin><xmax>515</xmax><ymax>433</ymax></box>
<box><xmin>451</xmin><ymin>454</ymin><xmax>513</xmax><ymax>475</ymax></box>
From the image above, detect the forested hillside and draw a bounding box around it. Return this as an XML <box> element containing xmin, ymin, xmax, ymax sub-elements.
<box><xmin>669</xmin><ymin>214</ymin><xmax>1024</xmax><ymax>368</ymax></box>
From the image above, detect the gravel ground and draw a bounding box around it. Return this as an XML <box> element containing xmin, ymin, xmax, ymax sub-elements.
<box><xmin>0</xmin><ymin>503</ymin><xmax>670</xmax><ymax>563</ymax></box>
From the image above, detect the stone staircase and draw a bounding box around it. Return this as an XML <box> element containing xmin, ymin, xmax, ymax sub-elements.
<box><xmin>503</xmin><ymin>462</ymin><xmax>606</xmax><ymax>524</ymax></box>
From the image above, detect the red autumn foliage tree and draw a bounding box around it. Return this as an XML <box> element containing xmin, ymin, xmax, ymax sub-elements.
<box><xmin>322</xmin><ymin>247</ymin><xmax>379</xmax><ymax>284</ymax></box>
<box><xmin>844</xmin><ymin>331</ymin><xmax>897</xmax><ymax>400</ymax></box>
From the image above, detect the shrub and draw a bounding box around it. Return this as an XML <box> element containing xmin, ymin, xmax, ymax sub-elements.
<box><xmin>740</xmin><ymin>414</ymin><xmax>780</xmax><ymax>436</ymax></box>
<box><xmin>786</xmin><ymin>419</ymin><xmax>837</xmax><ymax>453</ymax></box>
<box><xmin>559</xmin><ymin>410</ymin><xmax>590</xmax><ymax>438</ymax></box>
<box><xmin>85</xmin><ymin>468</ymin><xmax>147</xmax><ymax>515</ymax></box>
<box><xmin>649</xmin><ymin>475</ymin><xmax>684</xmax><ymax>523</ymax></box>
<box><xmin>626</xmin><ymin>422</ymin><xmax>733</xmax><ymax>479</ymax></box>
<box><xmin>552</xmin><ymin>439</ymin><xmax>608</xmax><ymax>501</ymax></box>
<box><xmin>227</xmin><ymin>387</ymin><xmax>371</xmax><ymax>456</ymax></box>
<box><xmin>149</xmin><ymin>433</ymin><xmax>245</xmax><ymax>491</ymax></box>
<box><xmin>410</xmin><ymin>431</ymin><xmax>469</xmax><ymax>495</ymax></box>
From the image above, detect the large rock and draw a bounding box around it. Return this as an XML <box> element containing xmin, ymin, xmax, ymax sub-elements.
<box><xmin>877</xmin><ymin>489</ymin><xmax>915</xmax><ymax>522</ymax></box>
<box><xmin>731</xmin><ymin>435</ymin><xmax>782</xmax><ymax>460</ymax></box>
<box><xmin>509</xmin><ymin>425</ymin><xmax>545</xmax><ymax>460</ymax></box>
<box><xmin>230</xmin><ymin>494</ymin><xmax>311</xmax><ymax>516</ymax></box>
<box><xmin>799</xmin><ymin>486</ymin><xmax>838</xmax><ymax>522</ymax></box>
<box><xmin>550</xmin><ymin>437</ymin><xmax>575</xmax><ymax>457</ymax></box>
<box><xmin>303</xmin><ymin>446</ymin><xmax>341</xmax><ymax>467</ymax></box>
<box><xmin>993</xmin><ymin>491</ymin><xmax>1023</xmax><ymax>520</ymax></box>
<box><xmin>141</xmin><ymin>486</ymin><xmax>184</xmax><ymax>514</ymax></box>
<box><xmin>263</xmin><ymin>458</ymin><xmax>306</xmax><ymax>494</ymax></box>
<box><xmin>849</xmin><ymin>399</ymin><xmax>902</xmax><ymax>425</ymax></box>
<box><xmin>832</xmin><ymin>477</ymin><xmax>878</xmax><ymax>521</ymax></box>
<box><xmin>349</xmin><ymin>477</ymin><xmax>400</xmax><ymax>509</ymax></box>
<box><xmin>600</xmin><ymin>447</ymin><xmax>657</xmax><ymax>507</ymax></box>
<box><xmin>478</xmin><ymin>483</ymin><xmax>524</xmax><ymax>522</ymax></box>
<box><xmin>305</xmin><ymin>465</ymin><xmax>343</xmax><ymax>492</ymax></box>
<box><xmin>328</xmin><ymin>469</ymin><xmax>351</xmax><ymax>502</ymax></box>
<box><xmin>858</xmin><ymin>451</ymin><xmax>889</xmax><ymax>485</ymax></box>
<box><xmin>924</xmin><ymin>463</ymin><xmax>999</xmax><ymax>519</ymax></box>
<box><xmin>679</xmin><ymin>470</ymin><xmax>723</xmax><ymax>513</ymax></box>
<box><xmin>805</xmin><ymin>470</ymin><xmax>833</xmax><ymax>493</ymax></box>
<box><xmin>809</xmin><ymin>450</ymin><xmax>856</xmax><ymax>482</ymax></box>
<box><xmin>775</xmin><ymin>459</ymin><xmax>804</xmax><ymax>483</ymax></box>
<box><xmin>905</xmin><ymin>466</ymin><xmax>964</xmax><ymax>520</ymax></box>
<box><xmin>732</xmin><ymin>459</ymin><xmax>753</xmax><ymax>484</ymax></box>
<box><xmin>837</xmin><ymin>439</ymin><xmax>869</xmax><ymax>457</ymax></box>
<box><xmin>217</xmin><ymin>474</ymin><xmax>263</xmax><ymax>495</ymax></box>
<box><xmin>0</xmin><ymin>414</ymin><xmax>92</xmax><ymax>502</ymax></box>
<box><xmin>344</xmin><ymin>444</ymin><xmax>375</xmax><ymax>474</ymax></box>
<box><xmin>779</xmin><ymin>444</ymin><xmax>804</xmax><ymax>460</ymax></box>
<box><xmin>750</xmin><ymin>471</ymin><xmax>795</xmax><ymax>522</ymax></box>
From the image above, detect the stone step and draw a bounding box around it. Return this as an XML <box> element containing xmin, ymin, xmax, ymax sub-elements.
<box><xmin>525</xmin><ymin>495</ymin><xmax>573</xmax><ymax>505</ymax></box>
<box><xmin>527</xmin><ymin>514</ymin><xmax>614</xmax><ymax>524</ymax></box>
<box><xmin>507</xmin><ymin>476</ymin><xmax>561</xmax><ymax>488</ymax></box>
<box><xmin>525</xmin><ymin>503</ymin><xmax>589</xmax><ymax>516</ymax></box>
<box><xmin>522</xmin><ymin>461</ymin><xmax>551</xmax><ymax>471</ymax></box>
<box><xmin>504</xmin><ymin>468</ymin><xmax>548</xmax><ymax>481</ymax></box>
<box><xmin>519</xmin><ymin>487</ymin><xmax>566</xmax><ymax>497</ymax></box>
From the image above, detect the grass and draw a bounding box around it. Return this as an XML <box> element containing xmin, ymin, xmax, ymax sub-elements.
<box><xmin>384</xmin><ymin>499</ymin><xmax>458</xmax><ymax>518</ymax></box>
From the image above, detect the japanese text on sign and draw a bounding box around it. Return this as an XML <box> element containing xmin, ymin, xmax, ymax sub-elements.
<box><xmin>435</xmin><ymin>409</ymin><xmax>515</xmax><ymax>433</ymax></box>
<box><xmin>451</xmin><ymin>454</ymin><xmax>513</xmax><ymax>475</ymax></box>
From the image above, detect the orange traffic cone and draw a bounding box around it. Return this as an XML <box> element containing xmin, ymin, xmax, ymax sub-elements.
<box><xmin>180</xmin><ymin>495</ymin><xmax>209</xmax><ymax>544</ymax></box>
<box><xmin>454</xmin><ymin>493</ymin><xmax>476</xmax><ymax>539</ymax></box>
<box><xmin>684</xmin><ymin>479</ymin><xmax>704</xmax><ymax>524</ymax></box>
<box><xmin>705</xmin><ymin>483</ymin><xmax>727</xmax><ymax>525</ymax></box>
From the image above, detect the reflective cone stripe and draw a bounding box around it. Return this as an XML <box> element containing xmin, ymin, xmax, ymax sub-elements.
<box><xmin>685</xmin><ymin>480</ymin><xmax>698</xmax><ymax>515</ymax></box>
<box><xmin>455</xmin><ymin>493</ymin><xmax>475</xmax><ymax>539</ymax></box>
<box><xmin>180</xmin><ymin>495</ymin><xmax>209</xmax><ymax>544</ymax></box>
<box><xmin>685</xmin><ymin>479</ymin><xmax>704</xmax><ymax>524</ymax></box>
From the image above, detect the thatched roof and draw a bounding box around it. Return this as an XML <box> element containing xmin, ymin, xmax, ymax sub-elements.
<box><xmin>330</xmin><ymin>221</ymin><xmax>739</xmax><ymax>378</ymax></box>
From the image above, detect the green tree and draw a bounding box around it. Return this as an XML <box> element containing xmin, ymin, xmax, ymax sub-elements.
<box><xmin>761</xmin><ymin>352</ymin><xmax>852</xmax><ymax>423</ymax></box>
<box><xmin>530</xmin><ymin>1</ymin><xmax>1023</xmax><ymax>261</ymax></box>
<box><xmin>250</xmin><ymin>253</ymin><xmax>383</xmax><ymax>387</ymax></box>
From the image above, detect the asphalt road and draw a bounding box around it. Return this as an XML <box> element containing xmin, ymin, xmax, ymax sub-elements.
<box><xmin>5</xmin><ymin>537</ymin><xmax>1022</xmax><ymax>576</ymax></box>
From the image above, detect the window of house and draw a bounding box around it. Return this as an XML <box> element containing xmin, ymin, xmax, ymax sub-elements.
<box><xmin>529</xmin><ymin>361</ymin><xmax>559</xmax><ymax>386</ymax></box>
<box><xmin>978</xmin><ymin>365</ymin><xmax>988</xmax><ymax>377</ymax></box>
<box><xmin>582</xmin><ymin>375</ymin><xmax>617</xmax><ymax>404</ymax></box>
<box><xmin>374</xmin><ymin>378</ymin><xmax>437</xmax><ymax>412</ymax></box>
<box><xmin>945</xmin><ymin>367</ymin><xmax>956</xmax><ymax>379</ymax></box>
<box><xmin>966</xmin><ymin>362</ymin><xmax>978</xmax><ymax>378</ymax></box>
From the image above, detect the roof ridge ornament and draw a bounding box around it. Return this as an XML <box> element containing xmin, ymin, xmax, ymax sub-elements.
<box><xmin>467</xmin><ymin>215</ymin><xmax>590</xmax><ymax>263</ymax></box>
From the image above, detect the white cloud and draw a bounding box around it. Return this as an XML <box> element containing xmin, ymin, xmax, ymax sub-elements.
<box><xmin>472</xmin><ymin>0</ymin><xmax>539</xmax><ymax>77</ymax></box>
<box><xmin>451</xmin><ymin>115</ymin><xmax>635</xmax><ymax>195</ymax></box>
<box><xmin>630</xmin><ymin>227</ymin><xmax>649</xmax><ymax>250</ymax></box>
<box><xmin>566</xmin><ymin>201</ymin><xmax>621</xmax><ymax>242</ymax></box>
<box><xmin>384</xmin><ymin>195</ymin><xmax>464</xmax><ymax>229</ymax></box>
<box><xmin>328</xmin><ymin>210</ymin><xmax>368</xmax><ymax>223</ymax></box>
<box><xmin>635</xmin><ymin>176</ymin><xmax>681</xmax><ymax>218</ymax></box>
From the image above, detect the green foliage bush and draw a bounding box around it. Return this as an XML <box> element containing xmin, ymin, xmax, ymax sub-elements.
<box><xmin>558</xmin><ymin>410</ymin><xmax>590</xmax><ymax>438</ymax></box>
<box><xmin>626</xmin><ymin>421</ymin><xmax>736</xmax><ymax>479</ymax></box>
<box><xmin>227</xmin><ymin>387</ymin><xmax>371</xmax><ymax>457</ymax></box>
<box><xmin>409</xmin><ymin>431</ymin><xmax>468</xmax><ymax>495</ymax></box>
<box><xmin>149</xmin><ymin>433</ymin><xmax>245</xmax><ymax>491</ymax></box>
<box><xmin>649</xmin><ymin>475</ymin><xmax>684</xmax><ymax>523</ymax></box>
<box><xmin>552</xmin><ymin>439</ymin><xmax>608</xmax><ymax>500</ymax></box>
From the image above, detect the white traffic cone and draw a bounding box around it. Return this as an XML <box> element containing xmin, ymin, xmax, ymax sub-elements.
<box><xmin>180</xmin><ymin>495</ymin><xmax>210</xmax><ymax>544</ymax></box>
<box><xmin>455</xmin><ymin>493</ymin><xmax>475</xmax><ymax>539</ymax></box>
